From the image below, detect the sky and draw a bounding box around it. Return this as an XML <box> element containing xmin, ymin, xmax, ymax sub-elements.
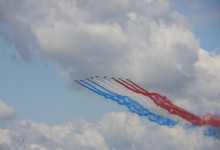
<box><xmin>0</xmin><ymin>0</ymin><xmax>220</xmax><ymax>149</ymax></box>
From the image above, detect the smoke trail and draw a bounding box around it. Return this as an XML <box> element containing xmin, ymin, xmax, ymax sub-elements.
<box><xmin>115</xmin><ymin>78</ymin><xmax>220</xmax><ymax>127</ymax></box>
<box><xmin>75</xmin><ymin>77</ymin><xmax>220</xmax><ymax>139</ymax></box>
<box><xmin>76</xmin><ymin>80</ymin><xmax>178</xmax><ymax>127</ymax></box>
<box><xmin>95</xmin><ymin>77</ymin><xmax>186</xmax><ymax>124</ymax></box>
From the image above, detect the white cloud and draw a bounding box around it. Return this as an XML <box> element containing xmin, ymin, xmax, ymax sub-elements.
<box><xmin>0</xmin><ymin>112</ymin><xmax>219</xmax><ymax>150</ymax></box>
<box><xmin>17</xmin><ymin>0</ymin><xmax>200</xmax><ymax>95</ymax></box>
<box><xmin>184</xmin><ymin>49</ymin><xmax>220</xmax><ymax>114</ymax></box>
<box><xmin>0</xmin><ymin>100</ymin><xmax>15</xmax><ymax>120</ymax></box>
<box><xmin>0</xmin><ymin>129</ymin><xmax>11</xmax><ymax>145</ymax></box>
<box><xmin>195</xmin><ymin>49</ymin><xmax>220</xmax><ymax>99</ymax></box>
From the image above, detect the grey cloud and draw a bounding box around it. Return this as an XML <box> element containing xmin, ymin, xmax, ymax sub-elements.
<box><xmin>0</xmin><ymin>0</ymin><xmax>34</xmax><ymax>62</ymax></box>
<box><xmin>0</xmin><ymin>0</ymin><xmax>198</xmax><ymax>91</ymax></box>
<box><xmin>31</xmin><ymin>0</ymin><xmax>199</xmax><ymax>93</ymax></box>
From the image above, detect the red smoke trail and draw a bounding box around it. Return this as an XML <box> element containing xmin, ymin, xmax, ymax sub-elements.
<box><xmin>114</xmin><ymin>78</ymin><xmax>220</xmax><ymax>127</ymax></box>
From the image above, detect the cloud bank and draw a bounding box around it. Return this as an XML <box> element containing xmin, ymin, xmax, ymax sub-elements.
<box><xmin>0</xmin><ymin>112</ymin><xmax>219</xmax><ymax>150</ymax></box>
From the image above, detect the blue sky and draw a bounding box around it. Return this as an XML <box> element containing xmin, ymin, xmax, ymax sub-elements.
<box><xmin>0</xmin><ymin>0</ymin><xmax>220</xmax><ymax>149</ymax></box>
<box><xmin>0</xmin><ymin>45</ymin><xmax>123</xmax><ymax>125</ymax></box>
<box><xmin>173</xmin><ymin>0</ymin><xmax>220</xmax><ymax>51</ymax></box>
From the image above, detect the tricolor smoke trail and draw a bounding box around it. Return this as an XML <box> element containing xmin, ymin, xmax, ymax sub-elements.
<box><xmin>76</xmin><ymin>79</ymin><xmax>178</xmax><ymax>127</ymax></box>
<box><xmin>75</xmin><ymin>77</ymin><xmax>220</xmax><ymax>139</ymax></box>
<box><xmin>114</xmin><ymin>78</ymin><xmax>220</xmax><ymax>127</ymax></box>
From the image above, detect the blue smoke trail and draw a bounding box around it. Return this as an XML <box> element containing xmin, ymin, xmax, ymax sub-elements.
<box><xmin>75</xmin><ymin>80</ymin><xmax>104</xmax><ymax>96</ymax></box>
<box><xmin>76</xmin><ymin>80</ymin><xmax>178</xmax><ymax>127</ymax></box>
<box><xmin>204</xmin><ymin>126</ymin><xmax>220</xmax><ymax>140</ymax></box>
